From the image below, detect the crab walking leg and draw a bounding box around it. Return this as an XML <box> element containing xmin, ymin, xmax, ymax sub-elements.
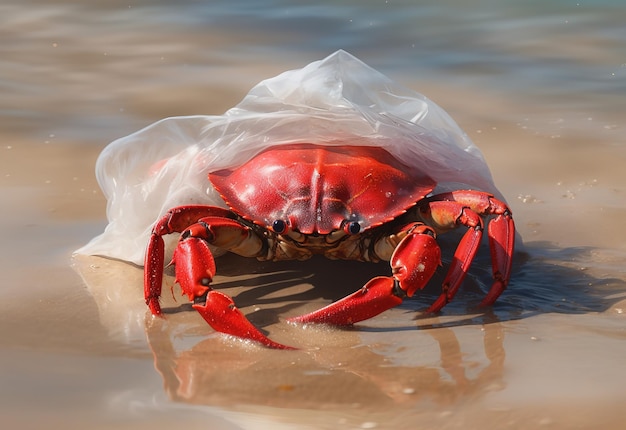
<box><xmin>421</xmin><ymin>191</ymin><xmax>515</xmax><ymax>312</ymax></box>
<box><xmin>423</xmin><ymin>201</ymin><xmax>484</xmax><ymax>313</ymax></box>
<box><xmin>288</xmin><ymin>225</ymin><xmax>441</xmax><ymax>326</ymax></box>
<box><xmin>481</xmin><ymin>213</ymin><xmax>515</xmax><ymax>306</ymax></box>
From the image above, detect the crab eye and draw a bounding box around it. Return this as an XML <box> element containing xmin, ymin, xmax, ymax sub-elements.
<box><xmin>344</xmin><ymin>221</ymin><xmax>361</xmax><ymax>235</ymax></box>
<box><xmin>271</xmin><ymin>219</ymin><xmax>287</xmax><ymax>234</ymax></box>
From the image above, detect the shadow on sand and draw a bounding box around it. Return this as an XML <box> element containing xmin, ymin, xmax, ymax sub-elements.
<box><xmin>73</xmin><ymin>238</ymin><xmax>625</xmax><ymax>414</ymax></box>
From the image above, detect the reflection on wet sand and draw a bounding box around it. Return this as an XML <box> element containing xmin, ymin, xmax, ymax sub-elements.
<box><xmin>73</xmin><ymin>240</ymin><xmax>624</xmax><ymax>419</ymax></box>
<box><xmin>145</xmin><ymin>314</ymin><xmax>505</xmax><ymax>409</ymax></box>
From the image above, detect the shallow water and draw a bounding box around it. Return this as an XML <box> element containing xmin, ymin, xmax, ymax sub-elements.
<box><xmin>1</xmin><ymin>1</ymin><xmax>626</xmax><ymax>429</ymax></box>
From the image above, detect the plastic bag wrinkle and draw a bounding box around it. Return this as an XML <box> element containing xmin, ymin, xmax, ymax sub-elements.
<box><xmin>76</xmin><ymin>50</ymin><xmax>502</xmax><ymax>265</ymax></box>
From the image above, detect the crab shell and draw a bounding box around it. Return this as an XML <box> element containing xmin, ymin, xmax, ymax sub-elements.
<box><xmin>208</xmin><ymin>144</ymin><xmax>436</xmax><ymax>235</ymax></box>
<box><xmin>75</xmin><ymin>50</ymin><xmax>507</xmax><ymax>266</ymax></box>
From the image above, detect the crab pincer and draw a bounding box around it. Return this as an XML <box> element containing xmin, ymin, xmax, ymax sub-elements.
<box><xmin>192</xmin><ymin>292</ymin><xmax>295</xmax><ymax>350</ymax></box>
<box><xmin>145</xmin><ymin>205</ymin><xmax>295</xmax><ymax>349</ymax></box>
<box><xmin>288</xmin><ymin>225</ymin><xmax>441</xmax><ymax>326</ymax></box>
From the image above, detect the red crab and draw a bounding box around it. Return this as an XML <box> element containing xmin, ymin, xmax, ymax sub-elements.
<box><xmin>145</xmin><ymin>144</ymin><xmax>515</xmax><ymax>349</ymax></box>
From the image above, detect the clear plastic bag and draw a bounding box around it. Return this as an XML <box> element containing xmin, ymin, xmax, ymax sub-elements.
<box><xmin>76</xmin><ymin>50</ymin><xmax>501</xmax><ymax>265</ymax></box>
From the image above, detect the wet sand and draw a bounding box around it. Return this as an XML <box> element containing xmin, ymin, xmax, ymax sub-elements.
<box><xmin>2</xmin><ymin>118</ymin><xmax>625</xmax><ymax>429</ymax></box>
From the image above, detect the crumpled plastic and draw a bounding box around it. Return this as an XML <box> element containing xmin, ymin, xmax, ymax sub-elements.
<box><xmin>76</xmin><ymin>50</ymin><xmax>502</xmax><ymax>265</ymax></box>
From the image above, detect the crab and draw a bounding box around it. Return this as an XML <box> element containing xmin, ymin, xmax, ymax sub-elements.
<box><xmin>145</xmin><ymin>143</ymin><xmax>515</xmax><ymax>349</ymax></box>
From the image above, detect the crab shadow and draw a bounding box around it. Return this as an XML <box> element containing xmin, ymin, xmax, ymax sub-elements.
<box><xmin>165</xmin><ymin>236</ymin><xmax>626</xmax><ymax>332</ymax></box>
<box><xmin>66</xmin><ymin>236</ymin><xmax>618</xmax><ymax>417</ymax></box>
<box><xmin>140</xmin><ymin>239</ymin><xmax>625</xmax><ymax>414</ymax></box>
<box><xmin>73</xmin><ymin>237</ymin><xmax>624</xmax><ymax>350</ymax></box>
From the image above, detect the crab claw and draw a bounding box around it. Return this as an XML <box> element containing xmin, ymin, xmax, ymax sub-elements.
<box><xmin>289</xmin><ymin>228</ymin><xmax>440</xmax><ymax>326</ymax></box>
<box><xmin>288</xmin><ymin>277</ymin><xmax>403</xmax><ymax>326</ymax></box>
<box><xmin>193</xmin><ymin>292</ymin><xmax>295</xmax><ymax>350</ymax></box>
<box><xmin>173</xmin><ymin>233</ymin><xmax>294</xmax><ymax>350</ymax></box>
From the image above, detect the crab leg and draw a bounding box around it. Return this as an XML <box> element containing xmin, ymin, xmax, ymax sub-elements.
<box><xmin>421</xmin><ymin>191</ymin><xmax>515</xmax><ymax>312</ymax></box>
<box><xmin>288</xmin><ymin>224</ymin><xmax>441</xmax><ymax>326</ymax></box>
<box><xmin>422</xmin><ymin>201</ymin><xmax>484</xmax><ymax>312</ymax></box>
<box><xmin>145</xmin><ymin>205</ymin><xmax>293</xmax><ymax>349</ymax></box>
<box><xmin>482</xmin><ymin>213</ymin><xmax>515</xmax><ymax>306</ymax></box>
<box><xmin>145</xmin><ymin>205</ymin><xmax>236</xmax><ymax>316</ymax></box>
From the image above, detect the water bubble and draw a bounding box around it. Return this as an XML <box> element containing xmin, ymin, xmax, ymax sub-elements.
<box><xmin>517</xmin><ymin>194</ymin><xmax>542</xmax><ymax>204</ymax></box>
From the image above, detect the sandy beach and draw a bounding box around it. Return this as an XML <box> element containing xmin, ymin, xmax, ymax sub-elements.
<box><xmin>2</xmin><ymin>121</ymin><xmax>625</xmax><ymax>429</ymax></box>
<box><xmin>2</xmin><ymin>2</ymin><xmax>626</xmax><ymax>429</ymax></box>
